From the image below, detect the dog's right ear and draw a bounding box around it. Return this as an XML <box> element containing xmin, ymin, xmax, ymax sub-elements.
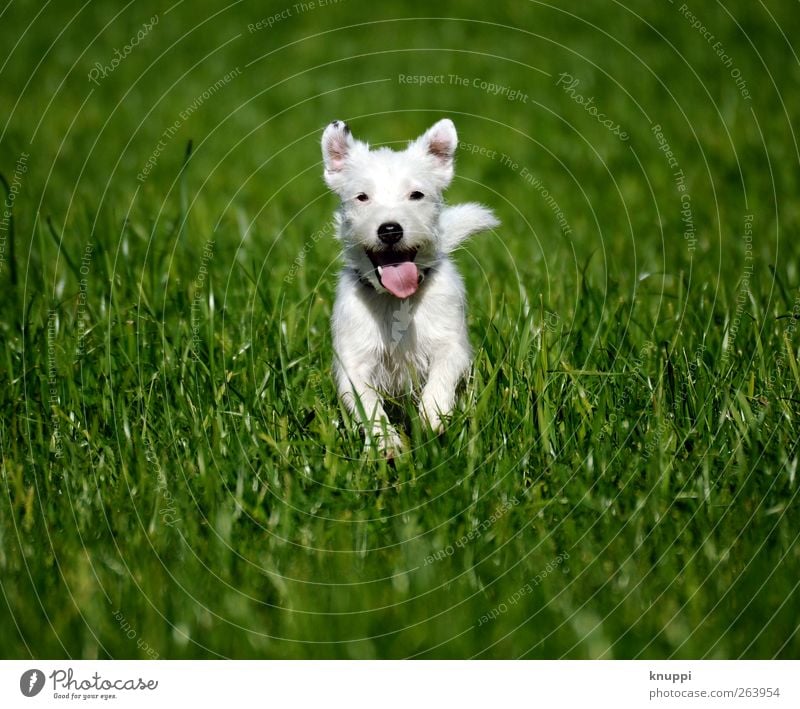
<box><xmin>414</xmin><ymin>118</ymin><xmax>458</xmax><ymax>190</ymax></box>
<box><xmin>322</xmin><ymin>120</ymin><xmax>353</xmax><ymax>190</ymax></box>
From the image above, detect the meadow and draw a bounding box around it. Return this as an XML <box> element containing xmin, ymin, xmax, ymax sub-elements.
<box><xmin>0</xmin><ymin>0</ymin><xmax>798</xmax><ymax>658</ymax></box>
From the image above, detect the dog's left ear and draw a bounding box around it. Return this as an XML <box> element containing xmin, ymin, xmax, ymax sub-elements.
<box><xmin>322</xmin><ymin>120</ymin><xmax>354</xmax><ymax>191</ymax></box>
<box><xmin>416</xmin><ymin>118</ymin><xmax>458</xmax><ymax>188</ymax></box>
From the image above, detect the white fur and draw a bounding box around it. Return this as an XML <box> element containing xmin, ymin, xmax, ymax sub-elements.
<box><xmin>321</xmin><ymin>118</ymin><xmax>499</xmax><ymax>456</ymax></box>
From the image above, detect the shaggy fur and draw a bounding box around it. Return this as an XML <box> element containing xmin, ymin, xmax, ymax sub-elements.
<box><xmin>321</xmin><ymin>118</ymin><xmax>498</xmax><ymax>455</ymax></box>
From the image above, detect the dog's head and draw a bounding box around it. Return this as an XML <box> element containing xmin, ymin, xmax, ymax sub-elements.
<box><xmin>321</xmin><ymin>118</ymin><xmax>458</xmax><ymax>298</ymax></box>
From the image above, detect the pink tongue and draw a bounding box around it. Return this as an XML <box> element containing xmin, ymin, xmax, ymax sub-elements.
<box><xmin>380</xmin><ymin>262</ymin><xmax>419</xmax><ymax>298</ymax></box>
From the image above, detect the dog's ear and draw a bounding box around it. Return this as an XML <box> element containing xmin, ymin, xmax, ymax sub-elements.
<box><xmin>416</xmin><ymin>118</ymin><xmax>458</xmax><ymax>188</ymax></box>
<box><xmin>322</xmin><ymin>120</ymin><xmax>353</xmax><ymax>190</ymax></box>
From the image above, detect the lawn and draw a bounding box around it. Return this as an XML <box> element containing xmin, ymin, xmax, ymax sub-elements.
<box><xmin>0</xmin><ymin>0</ymin><xmax>798</xmax><ymax>659</ymax></box>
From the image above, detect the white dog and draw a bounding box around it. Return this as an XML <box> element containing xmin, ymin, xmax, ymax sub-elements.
<box><xmin>321</xmin><ymin>118</ymin><xmax>498</xmax><ymax>456</ymax></box>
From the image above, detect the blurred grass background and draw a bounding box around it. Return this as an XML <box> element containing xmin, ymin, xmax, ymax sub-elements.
<box><xmin>0</xmin><ymin>0</ymin><xmax>798</xmax><ymax>658</ymax></box>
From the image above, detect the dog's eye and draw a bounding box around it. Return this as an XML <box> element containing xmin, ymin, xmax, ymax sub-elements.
<box><xmin>409</xmin><ymin>191</ymin><xmax>425</xmax><ymax>201</ymax></box>
<box><xmin>355</xmin><ymin>193</ymin><xmax>369</xmax><ymax>202</ymax></box>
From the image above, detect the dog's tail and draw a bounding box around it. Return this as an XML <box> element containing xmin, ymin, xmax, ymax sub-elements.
<box><xmin>439</xmin><ymin>203</ymin><xmax>499</xmax><ymax>253</ymax></box>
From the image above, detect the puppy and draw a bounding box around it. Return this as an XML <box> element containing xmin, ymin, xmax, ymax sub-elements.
<box><xmin>321</xmin><ymin>118</ymin><xmax>498</xmax><ymax>456</ymax></box>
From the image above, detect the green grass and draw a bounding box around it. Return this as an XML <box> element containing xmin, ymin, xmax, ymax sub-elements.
<box><xmin>1</xmin><ymin>0</ymin><xmax>799</xmax><ymax>659</ymax></box>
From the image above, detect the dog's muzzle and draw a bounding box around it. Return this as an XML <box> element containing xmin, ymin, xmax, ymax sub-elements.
<box><xmin>363</xmin><ymin>246</ymin><xmax>423</xmax><ymax>299</ymax></box>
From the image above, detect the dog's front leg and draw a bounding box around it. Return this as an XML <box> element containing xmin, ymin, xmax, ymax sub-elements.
<box><xmin>419</xmin><ymin>344</ymin><xmax>471</xmax><ymax>433</ymax></box>
<box><xmin>335</xmin><ymin>363</ymin><xmax>402</xmax><ymax>457</ymax></box>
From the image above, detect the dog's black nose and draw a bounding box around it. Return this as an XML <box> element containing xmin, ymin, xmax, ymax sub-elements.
<box><xmin>377</xmin><ymin>222</ymin><xmax>403</xmax><ymax>244</ymax></box>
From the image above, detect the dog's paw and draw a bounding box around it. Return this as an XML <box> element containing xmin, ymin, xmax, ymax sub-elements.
<box><xmin>367</xmin><ymin>425</ymin><xmax>404</xmax><ymax>460</ymax></box>
<box><xmin>419</xmin><ymin>395</ymin><xmax>450</xmax><ymax>436</ymax></box>
<box><xmin>420</xmin><ymin>407</ymin><xmax>447</xmax><ymax>436</ymax></box>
